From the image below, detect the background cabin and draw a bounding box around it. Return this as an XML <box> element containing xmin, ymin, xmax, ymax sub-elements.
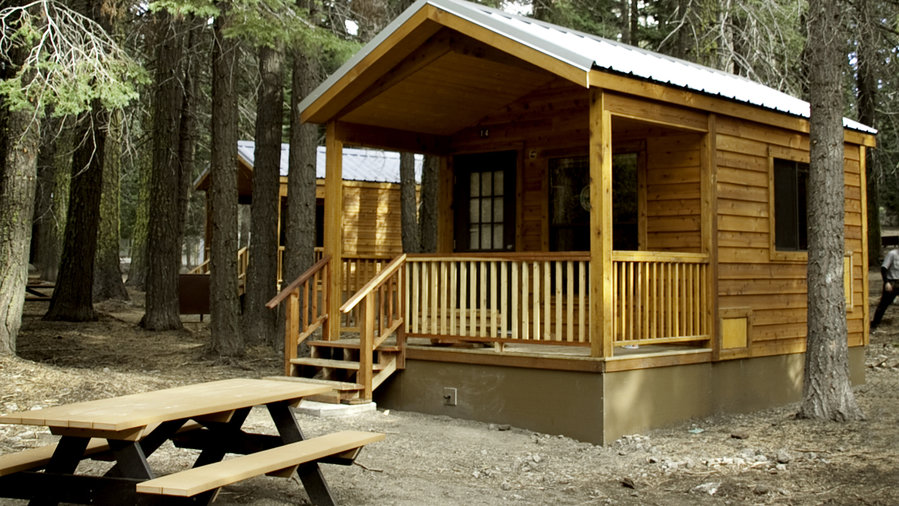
<box><xmin>268</xmin><ymin>0</ymin><xmax>876</xmax><ymax>443</ymax></box>
<box><xmin>184</xmin><ymin>142</ymin><xmax>421</xmax><ymax>315</ymax></box>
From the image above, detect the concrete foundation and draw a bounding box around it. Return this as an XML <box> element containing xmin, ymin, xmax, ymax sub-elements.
<box><xmin>374</xmin><ymin>347</ymin><xmax>866</xmax><ymax>444</ymax></box>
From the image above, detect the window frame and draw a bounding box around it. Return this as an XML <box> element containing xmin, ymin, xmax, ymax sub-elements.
<box><xmin>768</xmin><ymin>146</ymin><xmax>810</xmax><ymax>262</ymax></box>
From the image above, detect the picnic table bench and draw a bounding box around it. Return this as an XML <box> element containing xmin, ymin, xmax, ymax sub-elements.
<box><xmin>0</xmin><ymin>378</ymin><xmax>384</xmax><ymax>505</ymax></box>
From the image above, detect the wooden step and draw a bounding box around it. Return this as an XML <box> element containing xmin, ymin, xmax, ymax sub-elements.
<box><xmin>263</xmin><ymin>376</ymin><xmax>363</xmax><ymax>391</ymax></box>
<box><xmin>307</xmin><ymin>339</ymin><xmax>401</xmax><ymax>352</ymax></box>
<box><xmin>289</xmin><ymin>358</ymin><xmax>385</xmax><ymax>371</ymax></box>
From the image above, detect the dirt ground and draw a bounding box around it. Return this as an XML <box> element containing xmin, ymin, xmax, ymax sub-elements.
<box><xmin>1</xmin><ymin>279</ymin><xmax>897</xmax><ymax>505</ymax></box>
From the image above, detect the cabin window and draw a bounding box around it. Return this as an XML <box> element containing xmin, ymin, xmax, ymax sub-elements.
<box><xmin>548</xmin><ymin>152</ymin><xmax>640</xmax><ymax>251</ymax></box>
<box><xmin>773</xmin><ymin>158</ymin><xmax>809</xmax><ymax>251</ymax></box>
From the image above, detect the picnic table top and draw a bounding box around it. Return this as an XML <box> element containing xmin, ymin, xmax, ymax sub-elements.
<box><xmin>0</xmin><ymin>378</ymin><xmax>330</xmax><ymax>435</ymax></box>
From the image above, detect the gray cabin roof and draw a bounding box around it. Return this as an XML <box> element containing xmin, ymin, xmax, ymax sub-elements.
<box><xmin>236</xmin><ymin>140</ymin><xmax>423</xmax><ymax>184</ymax></box>
<box><xmin>300</xmin><ymin>0</ymin><xmax>874</xmax><ymax>134</ymax></box>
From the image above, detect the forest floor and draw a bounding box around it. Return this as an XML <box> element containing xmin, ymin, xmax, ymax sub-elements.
<box><xmin>0</xmin><ymin>276</ymin><xmax>897</xmax><ymax>505</ymax></box>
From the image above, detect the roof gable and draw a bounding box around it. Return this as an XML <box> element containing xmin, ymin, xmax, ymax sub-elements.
<box><xmin>300</xmin><ymin>0</ymin><xmax>874</xmax><ymax>135</ymax></box>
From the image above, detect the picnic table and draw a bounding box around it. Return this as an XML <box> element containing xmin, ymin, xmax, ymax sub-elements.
<box><xmin>0</xmin><ymin>378</ymin><xmax>384</xmax><ymax>505</ymax></box>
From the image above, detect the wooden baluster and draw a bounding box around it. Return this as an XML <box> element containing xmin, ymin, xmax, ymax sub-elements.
<box><xmin>511</xmin><ymin>262</ymin><xmax>519</xmax><ymax>340</ymax></box>
<box><xmin>522</xmin><ymin>262</ymin><xmax>529</xmax><ymax>340</ymax></box>
<box><xmin>566</xmin><ymin>261</ymin><xmax>573</xmax><ymax>343</ymax></box>
<box><xmin>479</xmin><ymin>261</ymin><xmax>487</xmax><ymax>338</ymax></box>
<box><xmin>543</xmin><ymin>261</ymin><xmax>551</xmax><ymax>341</ymax></box>
<box><xmin>460</xmin><ymin>262</ymin><xmax>468</xmax><ymax>337</ymax></box>
<box><xmin>411</xmin><ymin>262</ymin><xmax>420</xmax><ymax>334</ymax></box>
<box><xmin>500</xmin><ymin>261</ymin><xmax>508</xmax><ymax>339</ymax></box>
<box><xmin>578</xmin><ymin>261</ymin><xmax>586</xmax><ymax>343</ymax></box>
<box><xmin>532</xmin><ymin>262</ymin><xmax>539</xmax><ymax>341</ymax></box>
<box><xmin>469</xmin><ymin>261</ymin><xmax>477</xmax><ymax>337</ymax></box>
<box><xmin>440</xmin><ymin>261</ymin><xmax>448</xmax><ymax>335</ymax></box>
<box><xmin>490</xmin><ymin>261</ymin><xmax>498</xmax><ymax>338</ymax></box>
<box><xmin>430</xmin><ymin>262</ymin><xmax>439</xmax><ymax>335</ymax></box>
<box><xmin>555</xmin><ymin>261</ymin><xmax>562</xmax><ymax>342</ymax></box>
<box><xmin>450</xmin><ymin>262</ymin><xmax>457</xmax><ymax>336</ymax></box>
<box><xmin>302</xmin><ymin>280</ymin><xmax>310</xmax><ymax>331</ymax></box>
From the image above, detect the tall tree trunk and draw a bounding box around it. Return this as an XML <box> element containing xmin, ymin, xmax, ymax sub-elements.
<box><xmin>244</xmin><ymin>45</ymin><xmax>283</xmax><ymax>347</ymax></box>
<box><xmin>798</xmin><ymin>0</ymin><xmax>863</xmax><ymax>421</ymax></box>
<box><xmin>45</xmin><ymin>107</ymin><xmax>106</xmax><ymax>321</ymax></box>
<box><xmin>209</xmin><ymin>7</ymin><xmax>244</xmax><ymax>357</ymax></box>
<box><xmin>32</xmin><ymin>117</ymin><xmax>69</xmax><ymax>282</ymax></box>
<box><xmin>126</xmin><ymin>150</ymin><xmax>150</xmax><ymax>288</ymax></box>
<box><xmin>284</xmin><ymin>43</ymin><xmax>319</xmax><ymax>285</ymax></box>
<box><xmin>419</xmin><ymin>155</ymin><xmax>438</xmax><ymax>253</ymax></box>
<box><xmin>284</xmin><ymin>0</ymin><xmax>321</xmax><ymax>285</ymax></box>
<box><xmin>143</xmin><ymin>12</ymin><xmax>187</xmax><ymax>330</ymax></box>
<box><xmin>856</xmin><ymin>0</ymin><xmax>880</xmax><ymax>267</ymax></box>
<box><xmin>400</xmin><ymin>152</ymin><xmax>420</xmax><ymax>253</ymax></box>
<box><xmin>0</xmin><ymin>73</ymin><xmax>40</xmax><ymax>354</ymax></box>
<box><xmin>93</xmin><ymin>110</ymin><xmax>129</xmax><ymax>301</ymax></box>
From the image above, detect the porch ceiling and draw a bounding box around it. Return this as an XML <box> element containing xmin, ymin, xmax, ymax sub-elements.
<box><xmin>333</xmin><ymin>29</ymin><xmax>559</xmax><ymax>138</ymax></box>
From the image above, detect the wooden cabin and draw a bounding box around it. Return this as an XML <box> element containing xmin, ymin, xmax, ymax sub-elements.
<box><xmin>269</xmin><ymin>0</ymin><xmax>876</xmax><ymax>443</ymax></box>
<box><xmin>194</xmin><ymin>141</ymin><xmax>422</xmax><ymax>270</ymax></box>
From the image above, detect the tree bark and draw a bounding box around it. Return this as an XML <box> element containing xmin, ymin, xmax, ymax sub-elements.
<box><xmin>0</xmin><ymin>90</ymin><xmax>40</xmax><ymax>355</ymax></box>
<box><xmin>32</xmin><ymin>117</ymin><xmax>69</xmax><ymax>282</ymax></box>
<box><xmin>284</xmin><ymin>0</ymin><xmax>320</xmax><ymax>285</ymax></box>
<box><xmin>142</xmin><ymin>12</ymin><xmax>187</xmax><ymax>330</ymax></box>
<box><xmin>419</xmin><ymin>154</ymin><xmax>438</xmax><ymax>253</ymax></box>
<box><xmin>44</xmin><ymin>108</ymin><xmax>106</xmax><ymax>321</ymax></box>
<box><xmin>400</xmin><ymin>152</ymin><xmax>420</xmax><ymax>253</ymax></box>
<box><xmin>93</xmin><ymin>110</ymin><xmax>129</xmax><ymax>302</ymax></box>
<box><xmin>798</xmin><ymin>0</ymin><xmax>863</xmax><ymax>421</ymax></box>
<box><xmin>209</xmin><ymin>7</ymin><xmax>244</xmax><ymax>357</ymax></box>
<box><xmin>126</xmin><ymin>151</ymin><xmax>150</xmax><ymax>288</ymax></box>
<box><xmin>243</xmin><ymin>44</ymin><xmax>283</xmax><ymax>347</ymax></box>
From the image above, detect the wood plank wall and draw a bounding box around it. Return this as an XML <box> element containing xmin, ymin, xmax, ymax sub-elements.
<box><xmin>645</xmin><ymin>134</ymin><xmax>702</xmax><ymax>253</ymax></box>
<box><xmin>715</xmin><ymin>116</ymin><xmax>866</xmax><ymax>357</ymax></box>
<box><xmin>307</xmin><ymin>181</ymin><xmax>404</xmax><ymax>257</ymax></box>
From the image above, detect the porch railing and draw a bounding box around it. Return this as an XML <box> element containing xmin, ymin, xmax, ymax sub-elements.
<box><xmin>404</xmin><ymin>251</ymin><xmax>711</xmax><ymax>351</ymax></box>
<box><xmin>405</xmin><ymin>253</ymin><xmax>591</xmax><ymax>346</ymax></box>
<box><xmin>611</xmin><ymin>251</ymin><xmax>710</xmax><ymax>346</ymax></box>
<box><xmin>266</xmin><ymin>255</ymin><xmax>331</xmax><ymax>375</ymax></box>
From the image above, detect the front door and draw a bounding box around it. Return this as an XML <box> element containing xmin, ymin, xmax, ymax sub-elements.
<box><xmin>454</xmin><ymin>151</ymin><xmax>517</xmax><ymax>252</ymax></box>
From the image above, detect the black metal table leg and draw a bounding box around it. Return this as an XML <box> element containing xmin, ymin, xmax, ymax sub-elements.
<box><xmin>267</xmin><ymin>401</ymin><xmax>336</xmax><ymax>506</ymax></box>
<box><xmin>192</xmin><ymin>407</ymin><xmax>251</xmax><ymax>467</ymax></box>
<box><xmin>27</xmin><ymin>436</ymin><xmax>90</xmax><ymax>506</ymax></box>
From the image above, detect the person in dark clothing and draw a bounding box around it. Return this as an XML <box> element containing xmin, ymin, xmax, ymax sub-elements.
<box><xmin>871</xmin><ymin>248</ymin><xmax>899</xmax><ymax>330</ymax></box>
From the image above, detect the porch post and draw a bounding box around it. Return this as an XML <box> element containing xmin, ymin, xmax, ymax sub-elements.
<box><xmin>589</xmin><ymin>88</ymin><xmax>613</xmax><ymax>358</ymax></box>
<box><xmin>323</xmin><ymin>122</ymin><xmax>344</xmax><ymax>340</ymax></box>
<box><xmin>702</xmin><ymin>114</ymin><xmax>721</xmax><ymax>358</ymax></box>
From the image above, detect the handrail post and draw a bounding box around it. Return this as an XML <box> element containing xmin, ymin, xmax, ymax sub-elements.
<box><xmin>322</xmin><ymin>260</ymin><xmax>331</xmax><ymax>340</ymax></box>
<box><xmin>284</xmin><ymin>292</ymin><xmax>299</xmax><ymax>375</ymax></box>
<box><xmin>359</xmin><ymin>294</ymin><xmax>375</xmax><ymax>400</ymax></box>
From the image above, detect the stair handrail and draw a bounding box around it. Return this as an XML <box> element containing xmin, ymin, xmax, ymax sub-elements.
<box><xmin>267</xmin><ymin>254</ymin><xmax>332</xmax><ymax>308</ymax></box>
<box><xmin>339</xmin><ymin>254</ymin><xmax>406</xmax><ymax>314</ymax></box>
<box><xmin>339</xmin><ymin>253</ymin><xmax>406</xmax><ymax>400</ymax></box>
<box><xmin>267</xmin><ymin>255</ymin><xmax>332</xmax><ymax>375</ymax></box>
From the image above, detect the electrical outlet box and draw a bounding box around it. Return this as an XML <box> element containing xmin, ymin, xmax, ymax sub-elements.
<box><xmin>443</xmin><ymin>387</ymin><xmax>457</xmax><ymax>406</ymax></box>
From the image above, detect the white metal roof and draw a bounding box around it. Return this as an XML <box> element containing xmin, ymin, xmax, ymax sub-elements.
<box><xmin>236</xmin><ymin>140</ymin><xmax>422</xmax><ymax>183</ymax></box>
<box><xmin>300</xmin><ymin>0</ymin><xmax>875</xmax><ymax>134</ymax></box>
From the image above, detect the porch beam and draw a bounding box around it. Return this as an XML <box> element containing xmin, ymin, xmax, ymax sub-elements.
<box><xmin>589</xmin><ymin>88</ymin><xmax>613</xmax><ymax>358</ymax></box>
<box><xmin>323</xmin><ymin>122</ymin><xmax>344</xmax><ymax>340</ymax></box>
<box><xmin>335</xmin><ymin>122</ymin><xmax>450</xmax><ymax>155</ymax></box>
<box><xmin>701</xmin><ymin>114</ymin><xmax>721</xmax><ymax>359</ymax></box>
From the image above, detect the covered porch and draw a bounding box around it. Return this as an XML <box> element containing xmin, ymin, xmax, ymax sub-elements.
<box><xmin>294</xmin><ymin>11</ymin><xmax>718</xmax><ymax>366</ymax></box>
